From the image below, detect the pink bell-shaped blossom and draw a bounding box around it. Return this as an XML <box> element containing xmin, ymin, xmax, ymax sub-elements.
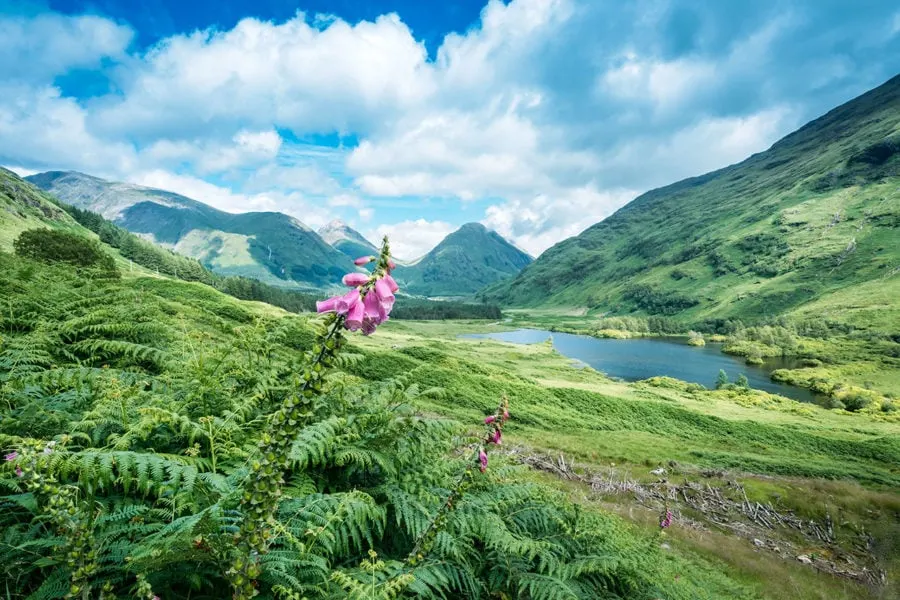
<box><xmin>4</xmin><ymin>451</ymin><xmax>17</xmax><ymax>461</ymax></box>
<box><xmin>15</xmin><ymin>466</ymin><xmax>23</xmax><ymax>477</ymax></box>
<box><xmin>374</xmin><ymin>278</ymin><xmax>393</xmax><ymax>301</ymax></box>
<box><xmin>354</xmin><ymin>256</ymin><xmax>375</xmax><ymax>266</ymax></box>
<box><xmin>344</xmin><ymin>298</ymin><xmax>366</xmax><ymax>331</ymax></box>
<box><xmin>490</xmin><ymin>429</ymin><xmax>502</xmax><ymax>445</ymax></box>
<box><xmin>484</xmin><ymin>415</ymin><xmax>496</xmax><ymax>424</ymax></box>
<box><xmin>387</xmin><ymin>260</ymin><xmax>397</xmax><ymax>271</ymax></box>
<box><xmin>342</xmin><ymin>273</ymin><xmax>369</xmax><ymax>287</ymax></box>
<box><xmin>478</xmin><ymin>448</ymin><xmax>488</xmax><ymax>473</ymax></box>
<box><xmin>384</xmin><ymin>274</ymin><xmax>399</xmax><ymax>293</ymax></box>
<box><xmin>335</xmin><ymin>288</ymin><xmax>362</xmax><ymax>314</ymax></box>
<box><xmin>363</xmin><ymin>289</ymin><xmax>387</xmax><ymax>324</ymax></box>
<box><xmin>316</xmin><ymin>297</ymin><xmax>339</xmax><ymax>314</ymax></box>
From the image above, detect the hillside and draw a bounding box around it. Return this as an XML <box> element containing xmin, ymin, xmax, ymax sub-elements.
<box><xmin>483</xmin><ymin>74</ymin><xmax>900</xmax><ymax>331</ymax></box>
<box><xmin>0</xmin><ymin>167</ymin><xmax>81</xmax><ymax>249</ymax></box>
<box><xmin>26</xmin><ymin>171</ymin><xmax>350</xmax><ymax>288</ymax></box>
<box><xmin>393</xmin><ymin>222</ymin><xmax>532</xmax><ymax>297</ymax></box>
<box><xmin>317</xmin><ymin>219</ymin><xmax>378</xmax><ymax>260</ymax></box>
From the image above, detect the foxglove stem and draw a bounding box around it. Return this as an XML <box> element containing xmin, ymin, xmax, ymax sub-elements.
<box><xmin>405</xmin><ymin>397</ymin><xmax>511</xmax><ymax>565</ymax></box>
<box><xmin>229</xmin><ymin>314</ymin><xmax>345</xmax><ymax>600</ymax></box>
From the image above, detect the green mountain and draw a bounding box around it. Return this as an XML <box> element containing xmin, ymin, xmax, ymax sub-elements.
<box><xmin>483</xmin><ymin>74</ymin><xmax>900</xmax><ymax>330</ymax></box>
<box><xmin>25</xmin><ymin>171</ymin><xmax>350</xmax><ymax>288</ymax></box>
<box><xmin>394</xmin><ymin>222</ymin><xmax>532</xmax><ymax>297</ymax></box>
<box><xmin>317</xmin><ymin>219</ymin><xmax>378</xmax><ymax>260</ymax></box>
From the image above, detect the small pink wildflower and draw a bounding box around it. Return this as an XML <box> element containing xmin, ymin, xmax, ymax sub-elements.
<box><xmin>659</xmin><ymin>509</ymin><xmax>673</xmax><ymax>529</ymax></box>
<box><xmin>15</xmin><ymin>466</ymin><xmax>23</xmax><ymax>477</ymax></box>
<box><xmin>4</xmin><ymin>451</ymin><xmax>17</xmax><ymax>462</ymax></box>
<box><xmin>503</xmin><ymin>409</ymin><xmax>510</xmax><ymax>421</ymax></box>
<box><xmin>478</xmin><ymin>448</ymin><xmax>488</xmax><ymax>473</ymax></box>
<box><xmin>490</xmin><ymin>429</ymin><xmax>502</xmax><ymax>445</ymax></box>
<box><xmin>354</xmin><ymin>256</ymin><xmax>375</xmax><ymax>266</ymax></box>
<box><xmin>484</xmin><ymin>415</ymin><xmax>496</xmax><ymax>424</ymax></box>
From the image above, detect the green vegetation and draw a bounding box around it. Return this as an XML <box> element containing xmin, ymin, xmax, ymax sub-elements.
<box><xmin>0</xmin><ymin>249</ymin><xmax>757</xmax><ymax>600</ymax></box>
<box><xmin>393</xmin><ymin>223</ymin><xmax>532</xmax><ymax>297</ymax></box>
<box><xmin>352</xmin><ymin>320</ymin><xmax>900</xmax><ymax>599</ymax></box>
<box><xmin>14</xmin><ymin>228</ymin><xmax>119</xmax><ymax>277</ymax></box>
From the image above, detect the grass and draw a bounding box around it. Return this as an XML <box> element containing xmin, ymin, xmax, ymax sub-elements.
<box><xmin>352</xmin><ymin>319</ymin><xmax>900</xmax><ymax>599</ymax></box>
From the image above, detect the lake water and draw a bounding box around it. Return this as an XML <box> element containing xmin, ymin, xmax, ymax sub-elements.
<box><xmin>461</xmin><ymin>329</ymin><xmax>820</xmax><ymax>404</ymax></box>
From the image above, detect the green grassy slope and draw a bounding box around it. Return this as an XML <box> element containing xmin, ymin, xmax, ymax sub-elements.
<box><xmin>26</xmin><ymin>170</ymin><xmax>351</xmax><ymax>287</ymax></box>
<box><xmin>483</xmin><ymin>74</ymin><xmax>900</xmax><ymax>331</ymax></box>
<box><xmin>395</xmin><ymin>222</ymin><xmax>533</xmax><ymax>297</ymax></box>
<box><xmin>0</xmin><ymin>217</ymin><xmax>756</xmax><ymax>597</ymax></box>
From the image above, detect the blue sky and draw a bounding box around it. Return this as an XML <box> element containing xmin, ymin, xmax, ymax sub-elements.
<box><xmin>2</xmin><ymin>0</ymin><xmax>899</xmax><ymax>259</ymax></box>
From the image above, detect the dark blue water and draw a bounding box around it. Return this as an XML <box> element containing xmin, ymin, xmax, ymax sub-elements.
<box><xmin>461</xmin><ymin>329</ymin><xmax>820</xmax><ymax>404</ymax></box>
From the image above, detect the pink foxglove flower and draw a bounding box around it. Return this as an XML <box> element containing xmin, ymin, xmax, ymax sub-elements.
<box><xmin>364</xmin><ymin>289</ymin><xmax>388</xmax><ymax>323</ymax></box>
<box><xmin>342</xmin><ymin>273</ymin><xmax>369</xmax><ymax>287</ymax></box>
<box><xmin>4</xmin><ymin>451</ymin><xmax>17</xmax><ymax>461</ymax></box>
<box><xmin>384</xmin><ymin>274</ymin><xmax>399</xmax><ymax>293</ymax></box>
<box><xmin>387</xmin><ymin>260</ymin><xmax>397</xmax><ymax>271</ymax></box>
<box><xmin>484</xmin><ymin>415</ymin><xmax>496</xmax><ymax>424</ymax></box>
<box><xmin>354</xmin><ymin>256</ymin><xmax>375</xmax><ymax>265</ymax></box>
<box><xmin>478</xmin><ymin>448</ymin><xmax>488</xmax><ymax>473</ymax></box>
<box><xmin>344</xmin><ymin>297</ymin><xmax>366</xmax><ymax>331</ymax></box>
<box><xmin>503</xmin><ymin>409</ymin><xmax>510</xmax><ymax>421</ymax></box>
<box><xmin>15</xmin><ymin>466</ymin><xmax>22</xmax><ymax>477</ymax></box>
<box><xmin>490</xmin><ymin>429</ymin><xmax>502</xmax><ymax>445</ymax></box>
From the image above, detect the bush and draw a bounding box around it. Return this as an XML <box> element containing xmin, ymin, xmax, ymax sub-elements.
<box><xmin>13</xmin><ymin>228</ymin><xmax>119</xmax><ymax>277</ymax></box>
<box><xmin>841</xmin><ymin>391</ymin><xmax>876</xmax><ymax>412</ymax></box>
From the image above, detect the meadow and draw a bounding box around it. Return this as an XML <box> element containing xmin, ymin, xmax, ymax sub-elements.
<box><xmin>0</xmin><ymin>219</ymin><xmax>897</xmax><ymax>599</ymax></box>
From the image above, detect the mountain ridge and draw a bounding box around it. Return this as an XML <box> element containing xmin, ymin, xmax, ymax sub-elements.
<box><xmin>26</xmin><ymin>170</ymin><xmax>349</xmax><ymax>287</ymax></box>
<box><xmin>482</xmin><ymin>73</ymin><xmax>900</xmax><ymax>330</ymax></box>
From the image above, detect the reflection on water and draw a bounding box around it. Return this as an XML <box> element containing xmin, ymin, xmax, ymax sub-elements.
<box><xmin>460</xmin><ymin>329</ymin><xmax>821</xmax><ymax>404</ymax></box>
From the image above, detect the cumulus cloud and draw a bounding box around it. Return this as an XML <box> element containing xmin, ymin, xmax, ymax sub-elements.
<box><xmin>0</xmin><ymin>12</ymin><xmax>132</xmax><ymax>80</ymax></box>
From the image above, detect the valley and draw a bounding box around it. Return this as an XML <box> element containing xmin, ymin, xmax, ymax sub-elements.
<box><xmin>1</xmin><ymin>63</ymin><xmax>898</xmax><ymax>600</ymax></box>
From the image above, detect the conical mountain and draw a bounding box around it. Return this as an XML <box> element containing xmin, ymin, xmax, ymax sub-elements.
<box><xmin>394</xmin><ymin>222</ymin><xmax>532</xmax><ymax>297</ymax></box>
<box><xmin>482</xmin><ymin>74</ymin><xmax>900</xmax><ymax>327</ymax></box>
<box><xmin>317</xmin><ymin>219</ymin><xmax>378</xmax><ymax>260</ymax></box>
<box><xmin>26</xmin><ymin>171</ymin><xmax>349</xmax><ymax>287</ymax></box>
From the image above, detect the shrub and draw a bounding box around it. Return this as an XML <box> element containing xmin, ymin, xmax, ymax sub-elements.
<box><xmin>14</xmin><ymin>228</ymin><xmax>119</xmax><ymax>277</ymax></box>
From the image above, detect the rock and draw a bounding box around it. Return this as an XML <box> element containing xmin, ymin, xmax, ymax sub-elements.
<box><xmin>650</xmin><ymin>468</ymin><xmax>667</xmax><ymax>476</ymax></box>
<box><xmin>797</xmin><ymin>555</ymin><xmax>813</xmax><ymax>564</ymax></box>
<box><xmin>753</xmin><ymin>539</ymin><xmax>765</xmax><ymax>547</ymax></box>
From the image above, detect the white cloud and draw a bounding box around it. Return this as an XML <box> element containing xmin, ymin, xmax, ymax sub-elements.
<box><xmin>3</xmin><ymin>165</ymin><xmax>39</xmax><ymax>177</ymax></box>
<box><xmin>483</xmin><ymin>186</ymin><xmax>637</xmax><ymax>256</ymax></box>
<box><xmin>89</xmin><ymin>12</ymin><xmax>436</xmax><ymax>142</ymax></box>
<box><xmin>143</xmin><ymin>129</ymin><xmax>282</xmax><ymax>174</ymax></box>
<box><xmin>366</xmin><ymin>219</ymin><xmax>457</xmax><ymax>261</ymax></box>
<box><xmin>0</xmin><ymin>12</ymin><xmax>132</xmax><ymax>80</ymax></box>
<box><xmin>2</xmin><ymin>0</ymin><xmax>899</xmax><ymax>260</ymax></box>
<box><xmin>0</xmin><ymin>83</ymin><xmax>137</xmax><ymax>176</ymax></box>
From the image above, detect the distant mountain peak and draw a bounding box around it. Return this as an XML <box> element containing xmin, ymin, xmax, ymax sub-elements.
<box><xmin>392</xmin><ymin>222</ymin><xmax>533</xmax><ymax>297</ymax></box>
<box><xmin>317</xmin><ymin>220</ymin><xmax>378</xmax><ymax>260</ymax></box>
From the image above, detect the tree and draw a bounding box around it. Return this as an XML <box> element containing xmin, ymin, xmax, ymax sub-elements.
<box><xmin>716</xmin><ymin>369</ymin><xmax>729</xmax><ymax>389</ymax></box>
<box><xmin>736</xmin><ymin>374</ymin><xmax>749</xmax><ymax>388</ymax></box>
